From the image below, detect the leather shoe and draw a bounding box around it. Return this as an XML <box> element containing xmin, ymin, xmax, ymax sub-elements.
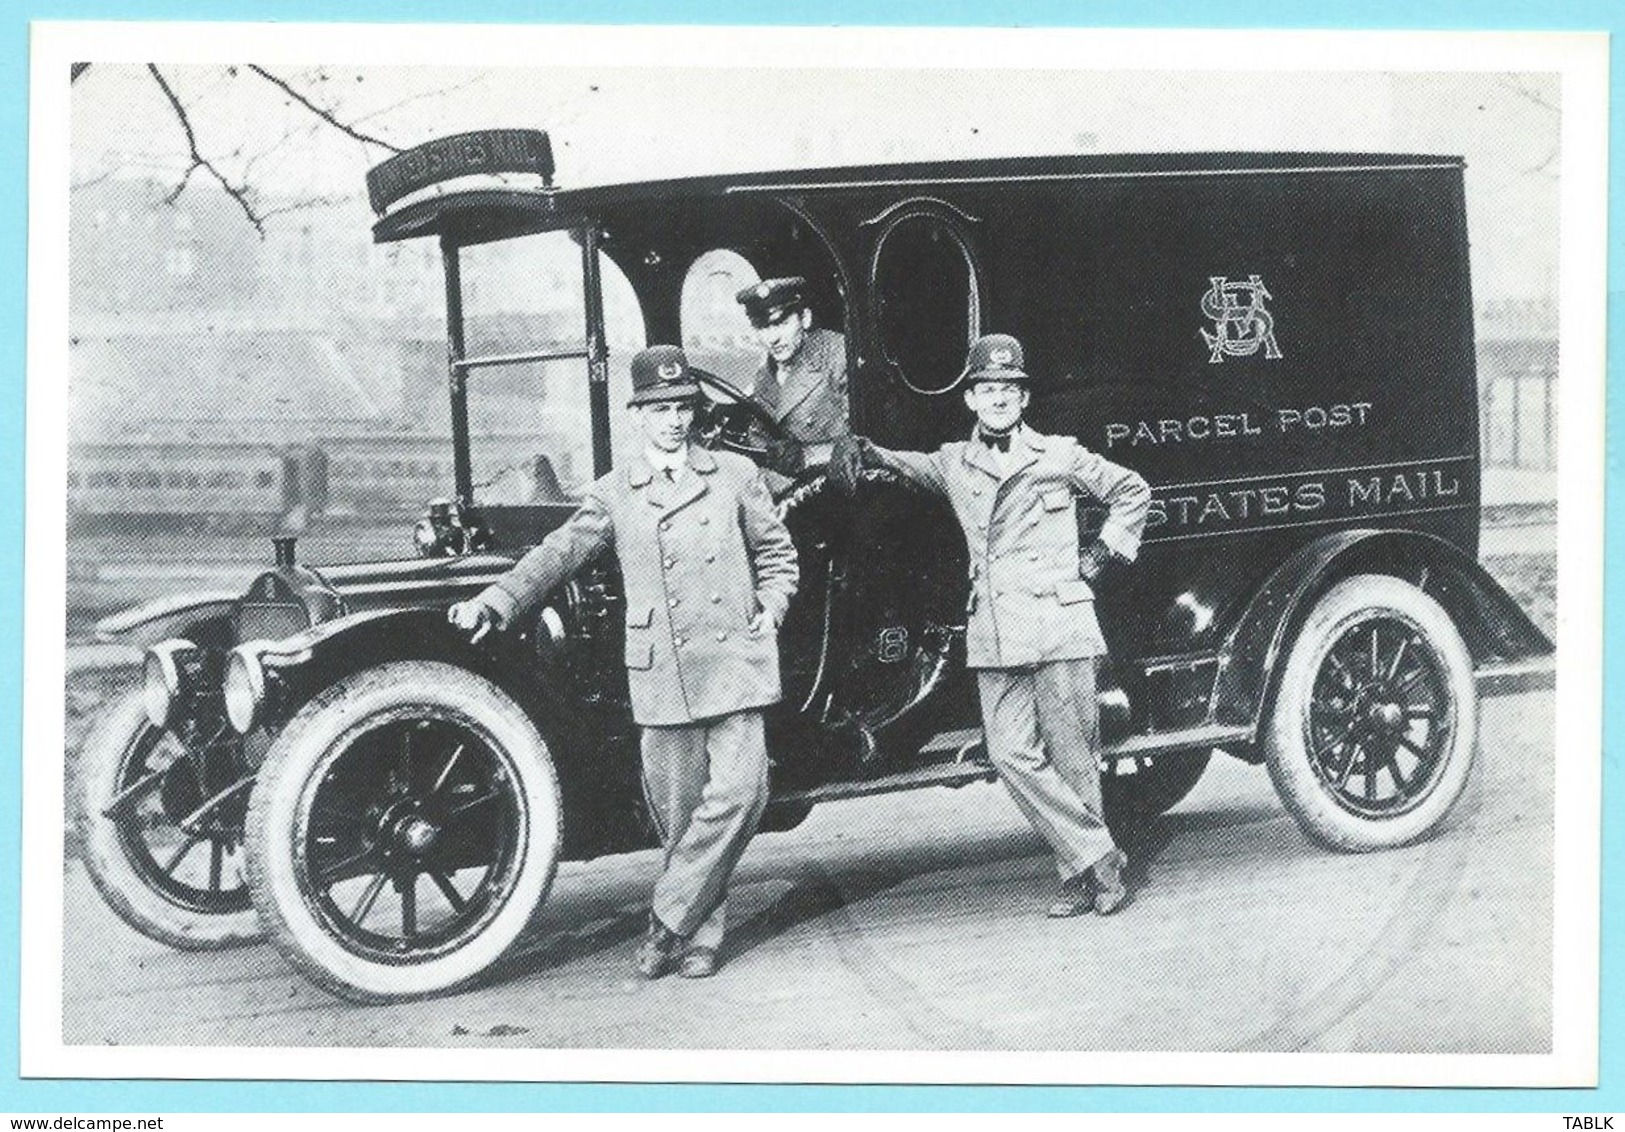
<box><xmin>633</xmin><ymin>915</ymin><xmax>685</xmax><ymax>979</ymax></box>
<box><xmin>677</xmin><ymin>946</ymin><xmax>720</xmax><ymax>979</ymax></box>
<box><xmin>1046</xmin><ymin>871</ymin><xmax>1094</xmax><ymax>918</ymax></box>
<box><xmin>1091</xmin><ymin>850</ymin><xmax>1129</xmax><ymax>915</ymax></box>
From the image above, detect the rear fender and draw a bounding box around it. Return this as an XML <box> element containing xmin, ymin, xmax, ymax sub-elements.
<box><xmin>1213</xmin><ymin>529</ymin><xmax>1552</xmax><ymax>734</ymax></box>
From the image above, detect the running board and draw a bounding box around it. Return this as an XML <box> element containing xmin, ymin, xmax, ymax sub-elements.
<box><xmin>915</xmin><ymin>722</ymin><xmax>1254</xmax><ymax>762</ymax></box>
<box><xmin>902</xmin><ymin>658</ymin><xmax>1552</xmax><ymax>772</ymax></box>
<box><xmin>1476</xmin><ymin>657</ymin><xmax>1554</xmax><ymax>696</ymax></box>
<box><xmin>776</xmin><ymin>760</ymin><xmax>997</xmax><ymax>806</ymax></box>
<box><xmin>777</xmin><ymin>723</ymin><xmax>1249</xmax><ymax>807</ymax></box>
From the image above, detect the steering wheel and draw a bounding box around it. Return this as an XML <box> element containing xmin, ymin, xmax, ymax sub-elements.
<box><xmin>692</xmin><ymin>369</ymin><xmax>792</xmax><ymax>462</ymax></box>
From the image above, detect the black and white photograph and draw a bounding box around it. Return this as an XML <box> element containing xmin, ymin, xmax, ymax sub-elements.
<box><xmin>23</xmin><ymin>23</ymin><xmax>1605</xmax><ymax>1085</ymax></box>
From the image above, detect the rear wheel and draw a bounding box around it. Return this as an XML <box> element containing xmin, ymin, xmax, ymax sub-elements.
<box><xmin>74</xmin><ymin>691</ymin><xmax>261</xmax><ymax>949</ymax></box>
<box><xmin>247</xmin><ymin>662</ymin><xmax>561</xmax><ymax>1002</ymax></box>
<box><xmin>1264</xmin><ymin>574</ymin><xmax>1478</xmax><ymax>851</ymax></box>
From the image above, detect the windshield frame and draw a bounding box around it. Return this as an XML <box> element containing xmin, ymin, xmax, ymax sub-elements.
<box><xmin>438</xmin><ymin>224</ymin><xmax>611</xmax><ymax>510</ymax></box>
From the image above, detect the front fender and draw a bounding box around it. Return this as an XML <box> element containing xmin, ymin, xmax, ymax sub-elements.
<box><xmin>249</xmin><ymin>605</ymin><xmax>577</xmax><ymax>742</ymax></box>
<box><xmin>94</xmin><ymin>591</ymin><xmax>238</xmax><ymax>650</ymax></box>
<box><xmin>239</xmin><ymin>605</ymin><xmax>518</xmax><ymax>735</ymax></box>
<box><xmin>1212</xmin><ymin>528</ymin><xmax>1552</xmax><ymax>733</ymax></box>
<box><xmin>255</xmin><ymin>606</ymin><xmax>472</xmax><ymax>675</ymax></box>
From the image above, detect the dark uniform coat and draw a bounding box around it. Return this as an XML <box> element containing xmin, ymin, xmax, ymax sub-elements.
<box><xmin>478</xmin><ymin>446</ymin><xmax>799</xmax><ymax>726</ymax></box>
<box><xmin>748</xmin><ymin>328</ymin><xmax>850</xmax><ymax>451</ymax></box>
<box><xmin>869</xmin><ymin>426</ymin><xmax>1150</xmax><ymax>668</ymax></box>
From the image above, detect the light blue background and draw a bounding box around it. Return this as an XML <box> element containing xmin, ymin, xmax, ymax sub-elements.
<box><xmin>5</xmin><ymin>0</ymin><xmax>1616</xmax><ymax>1114</ymax></box>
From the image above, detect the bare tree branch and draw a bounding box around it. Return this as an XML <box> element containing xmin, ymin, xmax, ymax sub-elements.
<box><xmin>259</xmin><ymin>194</ymin><xmax>352</xmax><ymax>220</ymax></box>
<box><xmin>247</xmin><ymin>65</ymin><xmax>402</xmax><ymax>153</ymax></box>
<box><xmin>84</xmin><ymin>63</ymin><xmax>424</xmax><ymax>232</ymax></box>
<box><xmin>350</xmin><ymin>71</ymin><xmax>490</xmax><ymax>126</ymax></box>
<box><xmin>70</xmin><ymin>167</ymin><xmax>116</xmax><ymax>192</ymax></box>
<box><xmin>147</xmin><ymin>64</ymin><xmax>266</xmax><ymax>236</ymax></box>
<box><xmin>1527</xmin><ymin>145</ymin><xmax>1559</xmax><ymax>177</ymax></box>
<box><xmin>1498</xmin><ymin>77</ymin><xmax>1558</xmax><ymax>116</ymax></box>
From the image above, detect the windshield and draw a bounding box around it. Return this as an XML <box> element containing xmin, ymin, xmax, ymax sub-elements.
<box><xmin>456</xmin><ymin>231</ymin><xmax>642</xmax><ymax>503</ymax></box>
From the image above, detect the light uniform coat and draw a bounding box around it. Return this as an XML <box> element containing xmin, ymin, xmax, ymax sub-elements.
<box><xmin>748</xmin><ymin>328</ymin><xmax>850</xmax><ymax>465</ymax></box>
<box><xmin>868</xmin><ymin>426</ymin><xmax>1150</xmax><ymax>668</ymax></box>
<box><xmin>477</xmin><ymin>445</ymin><xmax>799</xmax><ymax>726</ymax></box>
<box><xmin>474</xmin><ymin>444</ymin><xmax>797</xmax><ymax>947</ymax></box>
<box><xmin>869</xmin><ymin>425</ymin><xmax>1150</xmax><ymax>883</ymax></box>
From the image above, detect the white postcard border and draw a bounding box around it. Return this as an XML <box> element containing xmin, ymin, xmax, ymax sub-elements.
<box><xmin>23</xmin><ymin>20</ymin><xmax>1608</xmax><ymax>1087</ymax></box>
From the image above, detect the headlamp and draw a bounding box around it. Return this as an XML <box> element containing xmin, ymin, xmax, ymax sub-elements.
<box><xmin>223</xmin><ymin>646</ymin><xmax>267</xmax><ymax>735</ymax></box>
<box><xmin>142</xmin><ymin>638</ymin><xmax>199</xmax><ymax>729</ymax></box>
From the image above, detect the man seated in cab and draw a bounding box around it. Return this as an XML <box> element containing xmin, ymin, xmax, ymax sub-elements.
<box><xmin>448</xmin><ymin>345</ymin><xmax>799</xmax><ymax>979</ymax></box>
<box><xmin>735</xmin><ymin>276</ymin><xmax>851</xmax><ymax>479</ymax></box>
<box><xmin>831</xmin><ymin>334</ymin><xmax>1151</xmax><ymax>916</ymax></box>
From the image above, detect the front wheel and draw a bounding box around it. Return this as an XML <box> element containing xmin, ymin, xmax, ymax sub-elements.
<box><xmin>1264</xmin><ymin>574</ymin><xmax>1478</xmax><ymax>851</ymax></box>
<box><xmin>246</xmin><ymin>662</ymin><xmax>561</xmax><ymax>1002</ymax></box>
<box><xmin>74</xmin><ymin>690</ymin><xmax>261</xmax><ymax>950</ymax></box>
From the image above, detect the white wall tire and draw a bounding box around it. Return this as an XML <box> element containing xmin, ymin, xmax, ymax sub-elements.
<box><xmin>74</xmin><ymin>691</ymin><xmax>262</xmax><ymax>949</ymax></box>
<box><xmin>246</xmin><ymin>662</ymin><xmax>561</xmax><ymax>1003</ymax></box>
<box><xmin>1264</xmin><ymin>574</ymin><xmax>1478</xmax><ymax>851</ymax></box>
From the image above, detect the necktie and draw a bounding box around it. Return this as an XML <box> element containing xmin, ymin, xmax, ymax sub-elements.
<box><xmin>663</xmin><ymin>467</ymin><xmax>676</xmax><ymax>482</ymax></box>
<box><xmin>982</xmin><ymin>432</ymin><xmax>1011</xmax><ymax>453</ymax></box>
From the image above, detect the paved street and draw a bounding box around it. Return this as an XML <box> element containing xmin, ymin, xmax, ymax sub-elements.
<box><xmin>61</xmin><ymin>690</ymin><xmax>1553</xmax><ymax>1054</ymax></box>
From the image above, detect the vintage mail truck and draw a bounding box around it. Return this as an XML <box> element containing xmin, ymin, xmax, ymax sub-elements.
<box><xmin>78</xmin><ymin>129</ymin><xmax>1551</xmax><ymax>1001</ymax></box>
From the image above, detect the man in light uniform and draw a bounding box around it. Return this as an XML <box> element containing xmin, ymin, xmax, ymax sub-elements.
<box><xmin>736</xmin><ymin>276</ymin><xmax>850</xmax><ymax>476</ymax></box>
<box><xmin>449</xmin><ymin>345</ymin><xmax>798</xmax><ymax>977</ymax></box>
<box><xmin>833</xmin><ymin>334</ymin><xmax>1150</xmax><ymax>915</ymax></box>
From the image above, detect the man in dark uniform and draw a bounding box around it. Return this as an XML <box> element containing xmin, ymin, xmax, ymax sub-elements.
<box><xmin>832</xmin><ymin>334</ymin><xmax>1150</xmax><ymax>916</ymax></box>
<box><xmin>448</xmin><ymin>345</ymin><xmax>799</xmax><ymax>978</ymax></box>
<box><xmin>736</xmin><ymin>276</ymin><xmax>850</xmax><ymax>476</ymax></box>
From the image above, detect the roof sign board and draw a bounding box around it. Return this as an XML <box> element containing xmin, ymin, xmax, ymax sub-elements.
<box><xmin>366</xmin><ymin>129</ymin><xmax>555</xmax><ymax>215</ymax></box>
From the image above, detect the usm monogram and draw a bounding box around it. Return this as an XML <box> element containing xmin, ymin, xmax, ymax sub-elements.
<box><xmin>1200</xmin><ymin>274</ymin><xmax>1283</xmax><ymax>364</ymax></box>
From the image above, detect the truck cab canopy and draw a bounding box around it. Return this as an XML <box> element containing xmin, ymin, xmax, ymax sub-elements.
<box><xmin>371</xmin><ymin>135</ymin><xmax>1476</xmax><ymax>462</ymax></box>
<box><xmin>371</xmin><ymin>146</ymin><xmax>1465</xmax><ymax>248</ymax></box>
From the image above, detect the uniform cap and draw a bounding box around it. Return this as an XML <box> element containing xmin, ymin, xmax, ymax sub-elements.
<box><xmin>628</xmin><ymin>345</ymin><xmax>703</xmax><ymax>406</ymax></box>
<box><xmin>736</xmin><ymin>276</ymin><xmax>809</xmax><ymax>328</ymax></box>
<box><xmin>961</xmin><ymin>333</ymin><xmax>1032</xmax><ymax>385</ymax></box>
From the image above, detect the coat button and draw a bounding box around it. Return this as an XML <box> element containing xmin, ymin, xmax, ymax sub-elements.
<box><xmin>710</xmin><ymin>593</ymin><xmax>722</xmax><ymax>604</ymax></box>
<box><xmin>700</xmin><ymin>516</ymin><xmax>711</xmax><ymax>525</ymax></box>
<box><xmin>705</xmin><ymin>552</ymin><xmax>716</xmax><ymax>563</ymax></box>
<box><xmin>660</xmin><ymin>520</ymin><xmax>671</xmax><ymax>531</ymax></box>
<box><xmin>676</xmin><ymin>636</ymin><xmax>686</xmax><ymax>647</ymax></box>
<box><xmin>668</xmin><ymin>597</ymin><xmax>680</xmax><ymax>608</ymax></box>
<box><xmin>716</xmin><ymin>630</ymin><xmax>728</xmax><ymax>641</ymax></box>
<box><xmin>663</xmin><ymin>557</ymin><xmax>675</xmax><ymax>569</ymax></box>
